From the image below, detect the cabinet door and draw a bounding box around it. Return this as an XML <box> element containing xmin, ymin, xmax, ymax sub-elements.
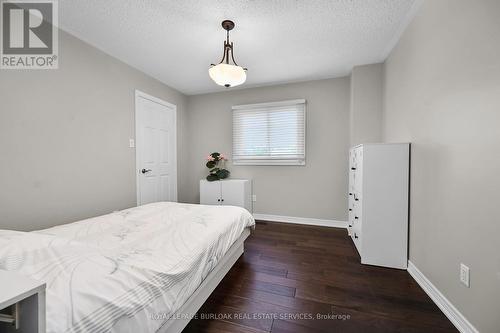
<box><xmin>221</xmin><ymin>181</ymin><xmax>247</xmax><ymax>208</ymax></box>
<box><xmin>200</xmin><ymin>180</ymin><xmax>222</xmax><ymax>205</ymax></box>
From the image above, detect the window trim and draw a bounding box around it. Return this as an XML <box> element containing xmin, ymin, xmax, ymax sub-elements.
<box><xmin>232</xmin><ymin>99</ymin><xmax>306</xmax><ymax>110</ymax></box>
<box><xmin>232</xmin><ymin>99</ymin><xmax>306</xmax><ymax>166</ymax></box>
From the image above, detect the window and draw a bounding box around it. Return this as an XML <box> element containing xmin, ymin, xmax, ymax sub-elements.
<box><xmin>232</xmin><ymin>99</ymin><xmax>306</xmax><ymax>165</ymax></box>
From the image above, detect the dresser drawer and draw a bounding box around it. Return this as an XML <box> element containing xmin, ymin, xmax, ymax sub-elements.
<box><xmin>352</xmin><ymin>201</ymin><xmax>362</xmax><ymax>229</ymax></box>
<box><xmin>348</xmin><ymin>199</ymin><xmax>355</xmax><ymax>236</ymax></box>
<box><xmin>351</xmin><ymin>228</ymin><xmax>362</xmax><ymax>254</ymax></box>
<box><xmin>353</xmin><ymin>191</ymin><xmax>362</xmax><ymax>205</ymax></box>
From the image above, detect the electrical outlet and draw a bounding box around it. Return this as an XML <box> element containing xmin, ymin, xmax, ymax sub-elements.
<box><xmin>129</xmin><ymin>139</ymin><xmax>135</xmax><ymax>148</ymax></box>
<box><xmin>460</xmin><ymin>263</ymin><xmax>470</xmax><ymax>287</ymax></box>
<box><xmin>252</xmin><ymin>195</ymin><xmax>257</xmax><ymax>202</ymax></box>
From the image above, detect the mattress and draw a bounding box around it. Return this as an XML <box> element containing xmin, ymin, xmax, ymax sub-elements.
<box><xmin>0</xmin><ymin>202</ymin><xmax>255</xmax><ymax>333</ymax></box>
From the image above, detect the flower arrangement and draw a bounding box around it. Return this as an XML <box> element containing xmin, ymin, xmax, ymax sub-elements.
<box><xmin>205</xmin><ymin>152</ymin><xmax>230</xmax><ymax>181</ymax></box>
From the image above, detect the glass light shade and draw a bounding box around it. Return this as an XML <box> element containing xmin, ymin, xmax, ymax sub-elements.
<box><xmin>209</xmin><ymin>63</ymin><xmax>246</xmax><ymax>87</ymax></box>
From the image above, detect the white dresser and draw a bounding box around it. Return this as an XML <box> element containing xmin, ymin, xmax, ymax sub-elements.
<box><xmin>200</xmin><ymin>179</ymin><xmax>252</xmax><ymax>213</ymax></box>
<box><xmin>348</xmin><ymin>143</ymin><xmax>409</xmax><ymax>269</ymax></box>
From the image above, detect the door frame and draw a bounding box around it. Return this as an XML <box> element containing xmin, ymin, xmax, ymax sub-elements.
<box><xmin>135</xmin><ymin>89</ymin><xmax>178</xmax><ymax>205</ymax></box>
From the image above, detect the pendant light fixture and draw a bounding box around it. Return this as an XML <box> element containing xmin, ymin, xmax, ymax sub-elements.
<box><xmin>209</xmin><ymin>20</ymin><xmax>247</xmax><ymax>88</ymax></box>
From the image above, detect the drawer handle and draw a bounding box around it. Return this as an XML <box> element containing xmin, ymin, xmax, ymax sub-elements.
<box><xmin>354</xmin><ymin>234</ymin><xmax>358</xmax><ymax>239</ymax></box>
<box><xmin>351</xmin><ymin>167</ymin><xmax>356</xmax><ymax>170</ymax></box>
<box><xmin>221</xmin><ymin>199</ymin><xmax>224</xmax><ymax>202</ymax></box>
<box><xmin>349</xmin><ymin>193</ymin><xmax>352</xmax><ymax>196</ymax></box>
<box><xmin>355</xmin><ymin>198</ymin><xmax>359</xmax><ymax>201</ymax></box>
<box><xmin>354</xmin><ymin>216</ymin><xmax>358</xmax><ymax>219</ymax></box>
<box><xmin>348</xmin><ymin>224</ymin><xmax>352</xmax><ymax>227</ymax></box>
<box><xmin>348</xmin><ymin>208</ymin><xmax>352</xmax><ymax>211</ymax></box>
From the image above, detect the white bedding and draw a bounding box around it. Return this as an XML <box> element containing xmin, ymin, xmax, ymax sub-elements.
<box><xmin>0</xmin><ymin>202</ymin><xmax>254</xmax><ymax>333</ymax></box>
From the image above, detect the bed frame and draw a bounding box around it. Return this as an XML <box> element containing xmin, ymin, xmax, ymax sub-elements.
<box><xmin>157</xmin><ymin>228</ymin><xmax>250</xmax><ymax>333</ymax></box>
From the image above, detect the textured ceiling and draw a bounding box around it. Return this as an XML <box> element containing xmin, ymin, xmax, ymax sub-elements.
<box><xmin>58</xmin><ymin>0</ymin><xmax>418</xmax><ymax>95</ymax></box>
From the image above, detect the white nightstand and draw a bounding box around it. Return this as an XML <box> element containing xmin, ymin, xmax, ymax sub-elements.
<box><xmin>200</xmin><ymin>179</ymin><xmax>253</xmax><ymax>212</ymax></box>
<box><xmin>0</xmin><ymin>270</ymin><xmax>46</xmax><ymax>333</ymax></box>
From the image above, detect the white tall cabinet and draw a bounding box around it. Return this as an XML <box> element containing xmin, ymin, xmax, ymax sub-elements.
<box><xmin>348</xmin><ymin>143</ymin><xmax>409</xmax><ymax>269</ymax></box>
<box><xmin>200</xmin><ymin>179</ymin><xmax>252</xmax><ymax>213</ymax></box>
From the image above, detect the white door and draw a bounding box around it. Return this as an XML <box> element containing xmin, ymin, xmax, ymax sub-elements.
<box><xmin>220</xmin><ymin>180</ymin><xmax>244</xmax><ymax>207</ymax></box>
<box><xmin>200</xmin><ymin>180</ymin><xmax>221</xmax><ymax>205</ymax></box>
<box><xmin>135</xmin><ymin>90</ymin><xmax>177</xmax><ymax>205</ymax></box>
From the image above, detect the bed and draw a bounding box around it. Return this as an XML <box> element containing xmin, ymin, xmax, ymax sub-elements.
<box><xmin>0</xmin><ymin>202</ymin><xmax>255</xmax><ymax>333</ymax></box>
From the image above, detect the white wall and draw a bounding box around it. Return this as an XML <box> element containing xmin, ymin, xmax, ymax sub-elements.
<box><xmin>383</xmin><ymin>1</ymin><xmax>500</xmax><ymax>332</ymax></box>
<box><xmin>350</xmin><ymin>63</ymin><xmax>383</xmax><ymax>146</ymax></box>
<box><xmin>186</xmin><ymin>78</ymin><xmax>350</xmax><ymax>221</ymax></box>
<box><xmin>0</xmin><ymin>30</ymin><xmax>189</xmax><ymax>231</ymax></box>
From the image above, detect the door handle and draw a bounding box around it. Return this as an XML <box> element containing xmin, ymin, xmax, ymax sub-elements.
<box><xmin>141</xmin><ymin>168</ymin><xmax>152</xmax><ymax>174</ymax></box>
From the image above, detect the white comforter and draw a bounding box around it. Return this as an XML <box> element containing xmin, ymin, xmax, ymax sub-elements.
<box><xmin>0</xmin><ymin>202</ymin><xmax>254</xmax><ymax>333</ymax></box>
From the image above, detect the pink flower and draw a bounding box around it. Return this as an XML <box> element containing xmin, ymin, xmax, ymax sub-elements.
<box><xmin>206</xmin><ymin>155</ymin><xmax>215</xmax><ymax>161</ymax></box>
<box><xmin>219</xmin><ymin>154</ymin><xmax>226</xmax><ymax>160</ymax></box>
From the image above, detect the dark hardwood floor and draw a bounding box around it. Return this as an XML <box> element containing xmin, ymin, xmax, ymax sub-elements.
<box><xmin>183</xmin><ymin>221</ymin><xmax>457</xmax><ymax>333</ymax></box>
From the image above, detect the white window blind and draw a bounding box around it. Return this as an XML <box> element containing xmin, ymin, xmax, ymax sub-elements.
<box><xmin>232</xmin><ymin>99</ymin><xmax>306</xmax><ymax>165</ymax></box>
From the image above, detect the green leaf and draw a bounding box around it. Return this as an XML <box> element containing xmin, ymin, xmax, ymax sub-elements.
<box><xmin>216</xmin><ymin>169</ymin><xmax>230</xmax><ymax>179</ymax></box>
<box><xmin>206</xmin><ymin>161</ymin><xmax>216</xmax><ymax>169</ymax></box>
<box><xmin>206</xmin><ymin>174</ymin><xmax>219</xmax><ymax>182</ymax></box>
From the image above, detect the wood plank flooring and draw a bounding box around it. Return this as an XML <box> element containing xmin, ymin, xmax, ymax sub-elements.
<box><xmin>183</xmin><ymin>221</ymin><xmax>457</xmax><ymax>333</ymax></box>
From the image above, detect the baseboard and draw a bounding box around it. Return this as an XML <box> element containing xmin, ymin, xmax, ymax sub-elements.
<box><xmin>253</xmin><ymin>213</ymin><xmax>347</xmax><ymax>229</ymax></box>
<box><xmin>407</xmin><ymin>261</ymin><xmax>479</xmax><ymax>333</ymax></box>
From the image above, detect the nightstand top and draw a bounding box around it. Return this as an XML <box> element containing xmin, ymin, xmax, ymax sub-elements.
<box><xmin>0</xmin><ymin>270</ymin><xmax>46</xmax><ymax>309</ymax></box>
